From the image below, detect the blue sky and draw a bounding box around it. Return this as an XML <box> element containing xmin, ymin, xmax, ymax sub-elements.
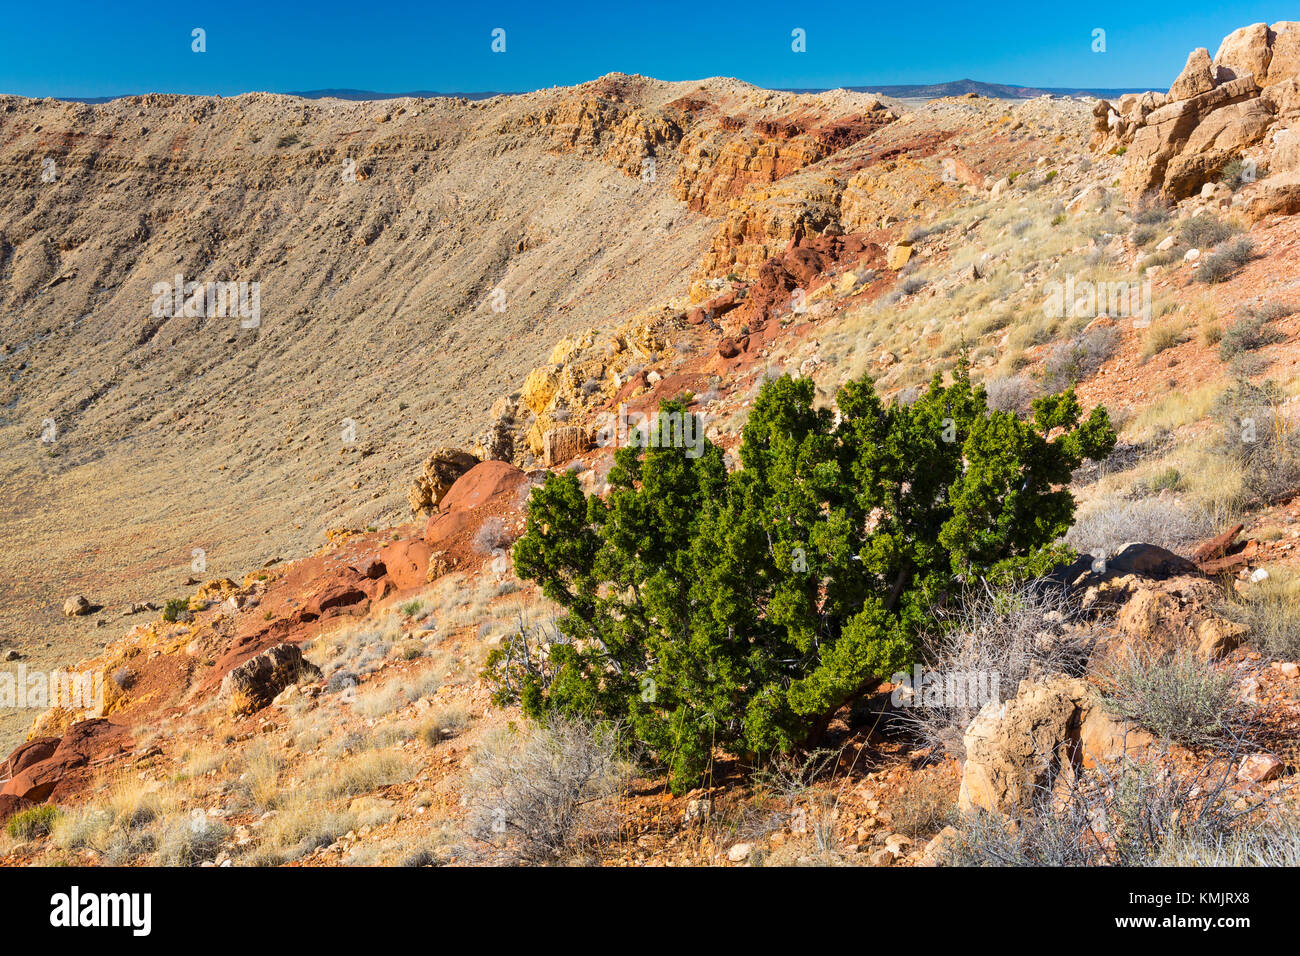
<box><xmin>0</xmin><ymin>1</ymin><xmax>1286</xmax><ymax>98</ymax></box>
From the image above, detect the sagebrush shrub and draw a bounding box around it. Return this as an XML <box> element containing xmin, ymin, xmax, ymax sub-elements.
<box><xmin>1065</xmin><ymin>496</ymin><xmax>1215</xmax><ymax>557</ymax></box>
<box><xmin>1196</xmin><ymin>237</ymin><xmax>1255</xmax><ymax>283</ymax></box>
<box><xmin>1100</xmin><ymin>648</ymin><xmax>1249</xmax><ymax>746</ymax></box>
<box><xmin>1042</xmin><ymin>327</ymin><xmax>1119</xmax><ymax>392</ymax></box>
<box><xmin>1220</xmin><ymin>313</ymin><xmax>1283</xmax><ymax>359</ymax></box>
<box><xmin>467</xmin><ymin>717</ymin><xmax>626</xmax><ymax>863</ymax></box>
<box><xmin>983</xmin><ymin>374</ymin><xmax>1038</xmax><ymax>416</ymax></box>
<box><xmin>904</xmin><ymin>580</ymin><xmax>1096</xmax><ymax>757</ymax></box>
<box><xmin>886</xmin><ymin>774</ymin><xmax>958</xmax><ymax>838</ymax></box>
<box><xmin>1212</xmin><ymin>378</ymin><xmax>1300</xmax><ymax>505</ymax></box>
<box><xmin>1178</xmin><ymin>212</ymin><xmax>1236</xmax><ymax>249</ymax></box>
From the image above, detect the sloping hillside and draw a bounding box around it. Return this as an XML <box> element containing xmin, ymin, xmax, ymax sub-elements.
<box><xmin>0</xmin><ymin>77</ymin><xmax>891</xmax><ymax>748</ymax></box>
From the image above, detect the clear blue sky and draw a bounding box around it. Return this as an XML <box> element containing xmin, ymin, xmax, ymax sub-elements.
<box><xmin>0</xmin><ymin>1</ymin><xmax>1286</xmax><ymax>98</ymax></box>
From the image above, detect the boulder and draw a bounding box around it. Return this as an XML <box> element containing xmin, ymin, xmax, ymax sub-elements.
<box><xmin>1237</xmin><ymin>753</ymin><xmax>1283</xmax><ymax>783</ymax></box>
<box><xmin>716</xmin><ymin>336</ymin><xmax>747</xmax><ymax>360</ymax></box>
<box><xmin>1267</xmin><ymin>22</ymin><xmax>1300</xmax><ymax>85</ymax></box>
<box><xmin>407</xmin><ymin>447</ymin><xmax>480</xmax><ymax>515</ymax></box>
<box><xmin>917</xmin><ymin>825</ymin><xmax>958</xmax><ymax>866</ymax></box>
<box><xmin>1106</xmin><ymin>543</ymin><xmax>1198</xmax><ymax>579</ymax></box>
<box><xmin>1212</xmin><ymin>23</ymin><xmax>1273</xmax><ymax>84</ymax></box>
<box><xmin>2</xmin><ymin>736</ymin><xmax>59</xmax><ymax>779</ymax></box>
<box><xmin>959</xmin><ymin>678</ymin><xmax>1082</xmax><ymax>813</ymax></box>
<box><xmin>1191</xmin><ymin>523</ymin><xmax>1244</xmax><ymax>563</ymax></box>
<box><xmin>301</xmin><ymin>576</ymin><xmax>368</xmax><ymax>620</ymax></box>
<box><xmin>1169</xmin><ymin>48</ymin><xmax>1216</xmax><ymax>100</ymax></box>
<box><xmin>886</xmin><ymin>243</ymin><xmax>913</xmax><ymax>270</ymax></box>
<box><xmin>0</xmin><ymin>793</ymin><xmax>34</xmax><ymax>825</ymax></box>
<box><xmin>1245</xmin><ymin>169</ymin><xmax>1300</xmax><ymax>219</ymax></box>
<box><xmin>958</xmin><ymin>677</ymin><xmax>1153</xmax><ymax>814</ymax></box>
<box><xmin>541</xmin><ymin>425</ymin><xmax>590</xmax><ymax>468</ymax></box>
<box><xmin>521</xmin><ymin>365</ymin><xmax>562</xmax><ymax>416</ymax></box>
<box><xmin>219</xmin><ymin>643</ymin><xmax>321</xmax><ymax>714</ymax></box>
<box><xmin>437</xmin><ymin>460</ymin><xmax>526</xmax><ymax>515</ymax></box>
<box><xmin>1110</xmin><ymin>580</ymin><xmax>1247</xmax><ymax>660</ymax></box>
<box><xmin>1123</xmin><ymin>76</ymin><xmax>1262</xmax><ymax>199</ymax></box>
<box><xmin>1066</xmin><ymin>184</ymin><xmax>1109</xmax><ymax>213</ymax></box>
<box><xmin>424</xmin><ymin>460</ymin><xmax>528</xmax><ymax>551</ymax></box>
<box><xmin>0</xmin><ymin>719</ymin><xmax>125</xmax><ymax>804</ymax></box>
<box><xmin>1118</xmin><ymin>23</ymin><xmax>1300</xmax><ymax>201</ymax></box>
<box><xmin>376</xmin><ymin>539</ymin><xmax>431</xmax><ymax>590</ymax></box>
<box><xmin>62</xmin><ymin>595</ymin><xmax>90</xmax><ymax>617</ymax></box>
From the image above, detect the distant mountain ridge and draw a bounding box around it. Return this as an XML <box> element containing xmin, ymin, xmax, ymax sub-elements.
<box><xmin>783</xmin><ymin>79</ymin><xmax>1151</xmax><ymax>100</ymax></box>
<box><xmin>51</xmin><ymin>78</ymin><xmax>1150</xmax><ymax>104</ymax></box>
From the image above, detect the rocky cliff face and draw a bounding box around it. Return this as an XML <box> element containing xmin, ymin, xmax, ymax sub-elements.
<box><xmin>1100</xmin><ymin>21</ymin><xmax>1300</xmax><ymax>215</ymax></box>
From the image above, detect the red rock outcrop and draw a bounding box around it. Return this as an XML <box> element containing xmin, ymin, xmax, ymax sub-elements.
<box><xmin>424</xmin><ymin>460</ymin><xmax>530</xmax><ymax>573</ymax></box>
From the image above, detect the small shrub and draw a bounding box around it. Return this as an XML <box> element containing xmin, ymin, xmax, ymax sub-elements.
<box><xmin>467</xmin><ymin>717</ymin><xmax>627</xmax><ymax>864</ymax></box>
<box><xmin>1100</xmin><ymin>648</ymin><xmax>1248</xmax><ymax>746</ymax></box>
<box><xmin>1196</xmin><ymin>237</ymin><xmax>1255</xmax><ymax>283</ymax></box>
<box><xmin>320</xmin><ymin>749</ymin><xmax>411</xmax><ymax>799</ymax></box>
<box><xmin>106</xmin><ymin>779</ymin><xmax>162</xmax><ymax>830</ymax></box>
<box><xmin>162</xmin><ymin>598</ymin><xmax>189</xmax><ymax>623</ymax></box>
<box><xmin>1136</xmin><ymin>466</ymin><xmax>1183</xmax><ymax>495</ymax></box>
<box><xmin>258</xmin><ymin>806</ymin><xmax>355</xmax><ymax>861</ymax></box>
<box><xmin>983</xmin><ymin>374</ymin><xmax>1038</xmax><ymax>417</ymax></box>
<box><xmin>1222</xmin><ymin>235</ymin><xmax>1256</xmax><ymax>265</ymax></box>
<box><xmin>155</xmin><ymin>814</ymin><xmax>229</xmax><ymax>866</ymax></box>
<box><xmin>1065</xmin><ymin>496</ymin><xmax>1215</xmax><ymax>557</ymax></box>
<box><xmin>473</xmin><ymin>516</ymin><xmax>516</xmax><ymax>554</ymax></box>
<box><xmin>51</xmin><ymin>807</ymin><xmax>112</xmax><ymax>851</ymax></box>
<box><xmin>6</xmin><ymin>805</ymin><xmax>60</xmax><ymax>840</ymax></box>
<box><xmin>1132</xmin><ymin>198</ymin><xmax>1170</xmax><ymax>226</ymax></box>
<box><xmin>399</xmin><ymin>600</ymin><xmax>422</xmax><ymax>618</ymax></box>
<box><xmin>325</xmin><ymin>670</ymin><xmax>359</xmax><ymax>694</ymax></box>
<box><xmin>1212</xmin><ymin>378</ymin><xmax>1300</xmax><ymax>505</ymax></box>
<box><xmin>1042</xmin><ymin>326</ymin><xmax>1120</xmax><ymax>391</ymax></box>
<box><xmin>943</xmin><ymin>755</ymin><xmax>1283</xmax><ymax>866</ymax></box>
<box><xmin>401</xmin><ymin>847</ymin><xmax>443</xmax><ymax>867</ymax></box>
<box><xmin>1219</xmin><ymin>305</ymin><xmax>1288</xmax><ymax>360</ymax></box>
<box><xmin>1251</xmin><ymin>301</ymin><xmax>1297</xmax><ymax>323</ymax></box>
<box><xmin>903</xmin><ymin>581</ymin><xmax>1096</xmax><ymax>757</ymax></box>
<box><xmin>1178</xmin><ymin>212</ymin><xmax>1235</xmax><ymax>249</ymax></box>
<box><xmin>1132</xmin><ymin>225</ymin><xmax>1158</xmax><ymax>247</ymax></box>
<box><xmin>419</xmin><ymin>703</ymin><xmax>472</xmax><ymax>747</ymax></box>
